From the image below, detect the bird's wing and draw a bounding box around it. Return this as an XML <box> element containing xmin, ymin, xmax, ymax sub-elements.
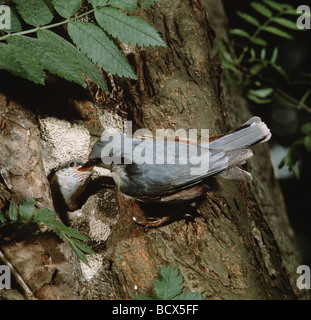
<box><xmin>117</xmin><ymin>139</ymin><xmax>253</xmax><ymax>199</ymax></box>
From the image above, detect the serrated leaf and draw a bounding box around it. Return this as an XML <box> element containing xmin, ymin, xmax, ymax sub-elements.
<box><xmin>0</xmin><ymin>42</ymin><xmax>46</xmax><ymax>84</ymax></box>
<box><xmin>69</xmin><ymin>241</ymin><xmax>91</xmax><ymax>267</ymax></box>
<box><xmin>174</xmin><ymin>292</ymin><xmax>204</xmax><ymax>300</ymax></box>
<box><xmin>272</xmin><ymin>17</ymin><xmax>298</xmax><ymax>30</ymax></box>
<box><xmin>15</xmin><ymin>0</ymin><xmax>54</xmax><ymax>26</ymax></box>
<box><xmin>8</xmin><ymin>35</ymin><xmax>89</xmax><ymax>88</ymax></box>
<box><xmin>154</xmin><ymin>266</ymin><xmax>183</xmax><ymax>300</ymax></box>
<box><xmin>71</xmin><ymin>238</ymin><xmax>95</xmax><ymax>254</ymax></box>
<box><xmin>19</xmin><ymin>197</ymin><xmax>36</xmax><ymax>221</ymax></box>
<box><xmin>33</xmin><ymin>208</ymin><xmax>58</xmax><ymax>224</ymax></box>
<box><xmin>109</xmin><ymin>0</ymin><xmax>137</xmax><ymax>12</ymax></box>
<box><xmin>9</xmin><ymin>200</ymin><xmax>18</xmax><ymax>221</ymax></box>
<box><xmin>250</xmin><ymin>37</ymin><xmax>267</xmax><ymax>46</ymax></box>
<box><xmin>95</xmin><ymin>7</ymin><xmax>166</xmax><ymax>46</ymax></box>
<box><xmin>52</xmin><ymin>0</ymin><xmax>82</xmax><ymax>18</ymax></box>
<box><xmin>68</xmin><ymin>21</ymin><xmax>137</xmax><ymax>79</ymax></box>
<box><xmin>142</xmin><ymin>0</ymin><xmax>158</xmax><ymax>9</ymax></box>
<box><xmin>58</xmin><ymin>223</ymin><xmax>90</xmax><ymax>241</ymax></box>
<box><xmin>262</xmin><ymin>26</ymin><xmax>293</xmax><ymax>39</ymax></box>
<box><xmin>37</xmin><ymin>29</ymin><xmax>107</xmax><ymax>91</ymax></box>
<box><xmin>237</xmin><ymin>11</ymin><xmax>260</xmax><ymax>27</ymax></box>
<box><xmin>88</xmin><ymin>0</ymin><xmax>108</xmax><ymax>7</ymax></box>
<box><xmin>263</xmin><ymin>0</ymin><xmax>292</xmax><ymax>12</ymax></box>
<box><xmin>250</xmin><ymin>2</ymin><xmax>273</xmax><ymax>18</ymax></box>
<box><xmin>230</xmin><ymin>28</ymin><xmax>251</xmax><ymax>39</ymax></box>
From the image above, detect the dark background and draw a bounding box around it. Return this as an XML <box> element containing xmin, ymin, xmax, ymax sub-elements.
<box><xmin>223</xmin><ymin>0</ymin><xmax>311</xmax><ymax>265</ymax></box>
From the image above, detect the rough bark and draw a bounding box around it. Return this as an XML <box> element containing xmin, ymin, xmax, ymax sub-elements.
<box><xmin>0</xmin><ymin>94</ymin><xmax>83</xmax><ymax>300</ymax></box>
<box><xmin>93</xmin><ymin>0</ymin><xmax>305</xmax><ymax>300</ymax></box>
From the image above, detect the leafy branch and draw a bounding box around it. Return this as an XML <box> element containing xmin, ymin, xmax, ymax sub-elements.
<box><xmin>0</xmin><ymin>0</ymin><xmax>165</xmax><ymax>91</ymax></box>
<box><xmin>133</xmin><ymin>266</ymin><xmax>204</xmax><ymax>300</ymax></box>
<box><xmin>0</xmin><ymin>197</ymin><xmax>95</xmax><ymax>267</ymax></box>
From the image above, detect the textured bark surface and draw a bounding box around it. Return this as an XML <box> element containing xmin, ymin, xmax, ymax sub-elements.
<box><xmin>94</xmin><ymin>0</ymin><xmax>306</xmax><ymax>300</ymax></box>
<box><xmin>0</xmin><ymin>94</ymin><xmax>83</xmax><ymax>300</ymax></box>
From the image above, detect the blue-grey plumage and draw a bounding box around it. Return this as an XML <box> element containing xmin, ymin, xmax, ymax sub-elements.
<box><xmin>82</xmin><ymin>117</ymin><xmax>271</xmax><ymax>203</ymax></box>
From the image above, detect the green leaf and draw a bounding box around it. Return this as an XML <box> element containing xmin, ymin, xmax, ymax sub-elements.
<box><xmin>271</xmin><ymin>63</ymin><xmax>288</xmax><ymax>81</ymax></box>
<box><xmin>0</xmin><ymin>42</ymin><xmax>46</xmax><ymax>85</ymax></box>
<box><xmin>272</xmin><ymin>17</ymin><xmax>298</xmax><ymax>30</ymax></box>
<box><xmin>262</xmin><ymin>26</ymin><xmax>293</xmax><ymax>39</ymax></box>
<box><xmin>237</xmin><ymin>11</ymin><xmax>260</xmax><ymax>27</ymax></box>
<box><xmin>15</xmin><ymin>0</ymin><xmax>54</xmax><ymax>26</ymax></box>
<box><xmin>249</xmin><ymin>87</ymin><xmax>274</xmax><ymax>98</ymax></box>
<box><xmin>95</xmin><ymin>7</ymin><xmax>166</xmax><ymax>46</ymax></box>
<box><xmin>174</xmin><ymin>292</ymin><xmax>204</xmax><ymax>300</ymax></box>
<box><xmin>230</xmin><ymin>28</ymin><xmax>251</xmax><ymax>39</ymax></box>
<box><xmin>247</xmin><ymin>90</ymin><xmax>273</xmax><ymax>104</ymax></box>
<box><xmin>270</xmin><ymin>47</ymin><xmax>278</xmax><ymax>63</ymax></box>
<box><xmin>69</xmin><ymin>241</ymin><xmax>91</xmax><ymax>267</ymax></box>
<box><xmin>33</xmin><ymin>208</ymin><xmax>58</xmax><ymax>224</ymax></box>
<box><xmin>262</xmin><ymin>0</ymin><xmax>292</xmax><ymax>12</ymax></box>
<box><xmin>88</xmin><ymin>0</ymin><xmax>108</xmax><ymax>7</ymax></box>
<box><xmin>250</xmin><ymin>2</ymin><xmax>273</xmax><ymax>18</ymax></box>
<box><xmin>19</xmin><ymin>197</ymin><xmax>36</xmax><ymax>221</ymax></box>
<box><xmin>71</xmin><ymin>238</ymin><xmax>95</xmax><ymax>254</ymax></box>
<box><xmin>109</xmin><ymin>0</ymin><xmax>138</xmax><ymax>11</ymax></box>
<box><xmin>8</xmin><ymin>34</ymin><xmax>89</xmax><ymax>88</ymax></box>
<box><xmin>142</xmin><ymin>0</ymin><xmax>158</xmax><ymax>9</ymax></box>
<box><xmin>37</xmin><ymin>29</ymin><xmax>107</xmax><ymax>91</ymax></box>
<box><xmin>9</xmin><ymin>200</ymin><xmax>18</xmax><ymax>221</ymax></box>
<box><xmin>304</xmin><ymin>135</ymin><xmax>311</xmax><ymax>152</ymax></box>
<box><xmin>250</xmin><ymin>63</ymin><xmax>264</xmax><ymax>74</ymax></box>
<box><xmin>250</xmin><ymin>37</ymin><xmax>267</xmax><ymax>46</ymax></box>
<box><xmin>260</xmin><ymin>48</ymin><xmax>266</xmax><ymax>59</ymax></box>
<box><xmin>301</xmin><ymin>123</ymin><xmax>311</xmax><ymax>135</ymax></box>
<box><xmin>154</xmin><ymin>266</ymin><xmax>183</xmax><ymax>300</ymax></box>
<box><xmin>52</xmin><ymin>0</ymin><xmax>82</xmax><ymax>18</ymax></box>
<box><xmin>62</xmin><ymin>225</ymin><xmax>90</xmax><ymax>241</ymax></box>
<box><xmin>68</xmin><ymin>21</ymin><xmax>137</xmax><ymax>79</ymax></box>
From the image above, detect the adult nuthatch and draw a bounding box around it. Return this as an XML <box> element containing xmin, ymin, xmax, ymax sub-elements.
<box><xmin>49</xmin><ymin>159</ymin><xmax>93</xmax><ymax>214</ymax></box>
<box><xmin>81</xmin><ymin>117</ymin><xmax>271</xmax><ymax>208</ymax></box>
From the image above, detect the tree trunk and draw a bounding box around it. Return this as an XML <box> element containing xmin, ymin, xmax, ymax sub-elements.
<box><xmin>0</xmin><ymin>0</ymin><xmax>307</xmax><ymax>300</ymax></box>
<box><xmin>95</xmin><ymin>0</ymin><xmax>306</xmax><ymax>300</ymax></box>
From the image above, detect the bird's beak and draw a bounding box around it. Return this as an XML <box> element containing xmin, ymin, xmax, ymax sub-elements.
<box><xmin>80</xmin><ymin>159</ymin><xmax>99</xmax><ymax>170</ymax></box>
<box><xmin>77</xmin><ymin>166</ymin><xmax>94</xmax><ymax>172</ymax></box>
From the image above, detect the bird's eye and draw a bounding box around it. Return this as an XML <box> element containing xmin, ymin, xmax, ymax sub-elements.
<box><xmin>70</xmin><ymin>162</ymin><xmax>75</xmax><ymax>167</ymax></box>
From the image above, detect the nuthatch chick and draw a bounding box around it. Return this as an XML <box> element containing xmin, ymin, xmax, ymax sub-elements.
<box><xmin>49</xmin><ymin>159</ymin><xmax>93</xmax><ymax>213</ymax></box>
<box><xmin>81</xmin><ymin>117</ymin><xmax>271</xmax><ymax>206</ymax></box>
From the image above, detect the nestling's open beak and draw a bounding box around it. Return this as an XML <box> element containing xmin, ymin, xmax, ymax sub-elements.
<box><xmin>77</xmin><ymin>165</ymin><xmax>94</xmax><ymax>172</ymax></box>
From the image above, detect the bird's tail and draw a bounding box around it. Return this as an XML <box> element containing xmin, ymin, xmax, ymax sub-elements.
<box><xmin>204</xmin><ymin>117</ymin><xmax>271</xmax><ymax>183</ymax></box>
<box><xmin>204</xmin><ymin>117</ymin><xmax>271</xmax><ymax>151</ymax></box>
